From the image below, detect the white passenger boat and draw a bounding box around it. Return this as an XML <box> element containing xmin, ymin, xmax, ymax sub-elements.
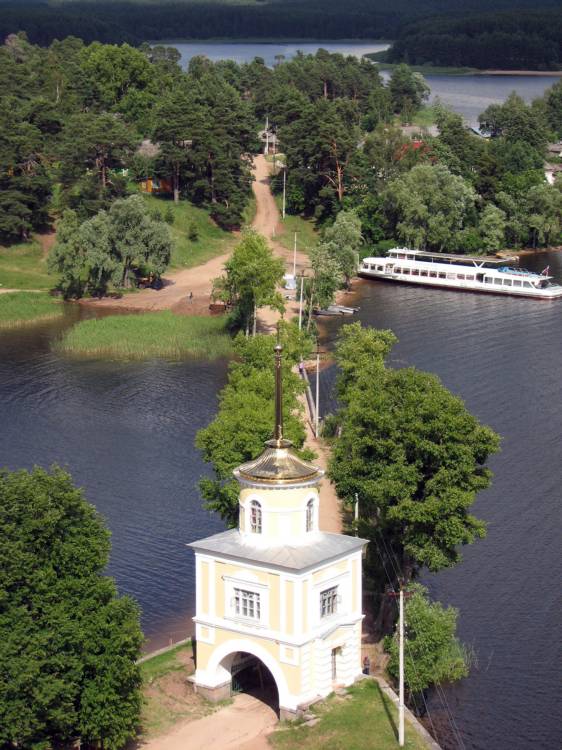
<box><xmin>359</xmin><ymin>248</ymin><xmax>562</xmax><ymax>299</ymax></box>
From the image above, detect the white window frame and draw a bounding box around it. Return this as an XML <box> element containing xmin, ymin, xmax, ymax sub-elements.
<box><xmin>320</xmin><ymin>585</ymin><xmax>339</xmax><ymax>619</ymax></box>
<box><xmin>250</xmin><ymin>499</ymin><xmax>262</xmax><ymax>534</ymax></box>
<box><xmin>224</xmin><ymin>574</ymin><xmax>269</xmax><ymax>627</ymax></box>
<box><xmin>234</xmin><ymin>587</ymin><xmax>261</xmax><ymax>620</ymax></box>
<box><xmin>306</xmin><ymin>498</ymin><xmax>315</xmax><ymax>532</ymax></box>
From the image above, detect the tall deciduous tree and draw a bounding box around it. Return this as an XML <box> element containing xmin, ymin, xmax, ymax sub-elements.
<box><xmin>329</xmin><ymin>323</ymin><xmax>500</xmax><ymax>583</ymax></box>
<box><xmin>319</xmin><ymin>209</ymin><xmax>362</xmax><ymax>287</ymax></box>
<box><xmin>389</xmin><ymin>64</ymin><xmax>429</xmax><ymax>119</ymax></box>
<box><xmin>212</xmin><ymin>230</ymin><xmax>284</xmax><ymax>334</ymax></box>
<box><xmin>479</xmin><ymin>203</ymin><xmax>507</xmax><ymax>252</ymax></box>
<box><xmin>384</xmin><ymin>163</ymin><xmax>477</xmax><ymax>251</ymax></box>
<box><xmin>385</xmin><ymin>584</ymin><xmax>469</xmax><ymax>696</ymax></box>
<box><xmin>479</xmin><ymin>92</ymin><xmax>550</xmax><ymax>151</ymax></box>
<box><xmin>0</xmin><ymin>466</ymin><xmax>143</xmax><ymax>749</ymax></box>
<box><xmin>49</xmin><ymin>195</ymin><xmax>171</xmax><ymax>297</ymax></box>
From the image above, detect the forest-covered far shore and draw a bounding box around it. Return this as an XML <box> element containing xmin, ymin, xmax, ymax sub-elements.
<box><xmin>0</xmin><ymin>0</ymin><xmax>560</xmax><ymax>74</ymax></box>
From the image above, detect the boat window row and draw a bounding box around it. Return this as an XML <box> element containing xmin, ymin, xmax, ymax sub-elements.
<box><xmin>392</xmin><ymin>267</ymin><xmax>476</xmax><ymax>281</ymax></box>
<box><xmin>484</xmin><ymin>277</ymin><xmax>533</xmax><ymax>288</ymax></box>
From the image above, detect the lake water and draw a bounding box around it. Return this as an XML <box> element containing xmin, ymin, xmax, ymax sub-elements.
<box><xmin>2</xmin><ymin>252</ymin><xmax>561</xmax><ymax>748</ymax></box>
<box><xmin>172</xmin><ymin>40</ymin><xmax>390</xmax><ymax>68</ymax></box>
<box><xmin>312</xmin><ymin>249</ymin><xmax>562</xmax><ymax>750</ymax></box>
<box><xmin>0</xmin><ymin>310</ymin><xmax>226</xmax><ymax>651</ymax></box>
<box><xmin>172</xmin><ymin>40</ymin><xmax>560</xmax><ymax>127</ymax></box>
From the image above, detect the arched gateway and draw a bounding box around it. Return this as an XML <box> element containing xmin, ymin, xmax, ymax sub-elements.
<box><xmin>190</xmin><ymin>346</ymin><xmax>367</xmax><ymax>720</ymax></box>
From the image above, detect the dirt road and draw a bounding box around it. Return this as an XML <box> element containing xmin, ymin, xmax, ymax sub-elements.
<box><xmin>139</xmin><ymin>694</ymin><xmax>276</xmax><ymax>750</ymax></box>
<box><xmin>80</xmin><ymin>155</ymin><xmax>301</xmax><ymax>319</ymax></box>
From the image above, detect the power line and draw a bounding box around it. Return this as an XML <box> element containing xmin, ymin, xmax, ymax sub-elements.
<box><xmin>375</xmin><ymin>527</ymin><xmax>465</xmax><ymax>750</ymax></box>
<box><xmin>375</xmin><ymin>529</ymin><xmax>442</xmax><ymax>746</ymax></box>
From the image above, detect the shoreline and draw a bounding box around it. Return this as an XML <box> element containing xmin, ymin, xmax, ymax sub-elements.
<box><xmin>370</xmin><ymin>60</ymin><xmax>562</xmax><ymax>76</ymax></box>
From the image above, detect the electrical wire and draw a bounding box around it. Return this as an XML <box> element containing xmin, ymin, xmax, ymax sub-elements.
<box><xmin>374</xmin><ymin>528</ymin><xmax>442</xmax><ymax>746</ymax></box>
<box><xmin>375</xmin><ymin>527</ymin><xmax>466</xmax><ymax>750</ymax></box>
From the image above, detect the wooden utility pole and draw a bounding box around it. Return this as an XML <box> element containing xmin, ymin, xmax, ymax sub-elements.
<box><xmin>399</xmin><ymin>588</ymin><xmax>405</xmax><ymax>747</ymax></box>
<box><xmin>298</xmin><ymin>275</ymin><xmax>304</xmax><ymax>331</ymax></box>
<box><xmin>282</xmin><ymin>168</ymin><xmax>286</xmax><ymax>220</ymax></box>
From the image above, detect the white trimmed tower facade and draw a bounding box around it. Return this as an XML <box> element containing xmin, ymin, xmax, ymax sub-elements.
<box><xmin>190</xmin><ymin>345</ymin><xmax>367</xmax><ymax>719</ymax></box>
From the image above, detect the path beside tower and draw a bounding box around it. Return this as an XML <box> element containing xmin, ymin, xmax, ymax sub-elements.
<box><xmin>139</xmin><ymin>693</ymin><xmax>275</xmax><ymax>750</ymax></box>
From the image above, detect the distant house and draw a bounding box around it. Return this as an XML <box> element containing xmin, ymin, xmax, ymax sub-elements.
<box><xmin>545</xmin><ymin>163</ymin><xmax>562</xmax><ymax>185</ymax></box>
<box><xmin>396</xmin><ymin>139</ymin><xmax>429</xmax><ymax>161</ymax></box>
<box><xmin>135</xmin><ymin>139</ymin><xmax>173</xmax><ymax>194</ymax></box>
<box><xmin>547</xmin><ymin>142</ymin><xmax>562</xmax><ymax>157</ymax></box>
<box><xmin>138</xmin><ymin>177</ymin><xmax>173</xmax><ymax>195</ymax></box>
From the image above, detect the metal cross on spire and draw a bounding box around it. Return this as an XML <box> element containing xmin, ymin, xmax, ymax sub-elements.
<box><xmin>273</xmin><ymin>344</ymin><xmax>283</xmax><ymax>445</ymax></box>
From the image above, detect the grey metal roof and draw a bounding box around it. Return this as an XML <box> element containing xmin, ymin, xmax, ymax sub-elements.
<box><xmin>188</xmin><ymin>529</ymin><xmax>367</xmax><ymax>572</ymax></box>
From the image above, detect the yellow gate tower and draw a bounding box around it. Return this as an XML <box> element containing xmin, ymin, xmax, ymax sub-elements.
<box><xmin>190</xmin><ymin>345</ymin><xmax>367</xmax><ymax>719</ymax></box>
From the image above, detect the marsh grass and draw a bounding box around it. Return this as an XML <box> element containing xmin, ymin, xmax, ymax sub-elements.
<box><xmin>0</xmin><ymin>291</ymin><xmax>62</xmax><ymax>328</ymax></box>
<box><xmin>56</xmin><ymin>311</ymin><xmax>233</xmax><ymax>360</ymax></box>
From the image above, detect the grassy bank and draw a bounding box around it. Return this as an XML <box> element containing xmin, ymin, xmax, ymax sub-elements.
<box><xmin>0</xmin><ymin>291</ymin><xmax>62</xmax><ymax>328</ymax></box>
<box><xmin>270</xmin><ymin>679</ymin><xmax>430</xmax><ymax>750</ymax></box>
<box><xmin>140</xmin><ymin>641</ymin><xmax>224</xmax><ymax>739</ymax></box>
<box><xmin>0</xmin><ymin>242</ymin><xmax>55</xmax><ymax>290</ymax></box>
<box><xmin>56</xmin><ymin>311</ymin><xmax>233</xmax><ymax>360</ymax></box>
<box><xmin>367</xmin><ymin>57</ymin><xmax>478</xmax><ymax>76</ymax></box>
<box><xmin>274</xmin><ymin>196</ymin><xmax>319</xmax><ymax>255</ymax></box>
<box><xmin>141</xmin><ymin>194</ymin><xmax>236</xmax><ymax>270</ymax></box>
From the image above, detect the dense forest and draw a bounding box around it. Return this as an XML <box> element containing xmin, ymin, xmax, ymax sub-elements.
<box><xmin>0</xmin><ymin>0</ymin><xmax>561</xmax><ymax>46</ymax></box>
<box><xmin>1</xmin><ymin>34</ymin><xmax>561</xmax><ymax>296</ymax></box>
<box><xmin>384</xmin><ymin>9</ymin><xmax>562</xmax><ymax>70</ymax></box>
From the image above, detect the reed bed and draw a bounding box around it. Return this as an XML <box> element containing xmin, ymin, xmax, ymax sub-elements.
<box><xmin>56</xmin><ymin>311</ymin><xmax>233</xmax><ymax>360</ymax></box>
<box><xmin>0</xmin><ymin>291</ymin><xmax>62</xmax><ymax>328</ymax></box>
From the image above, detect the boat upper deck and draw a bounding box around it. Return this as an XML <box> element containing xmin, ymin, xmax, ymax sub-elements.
<box><xmin>387</xmin><ymin>248</ymin><xmax>518</xmax><ymax>267</ymax></box>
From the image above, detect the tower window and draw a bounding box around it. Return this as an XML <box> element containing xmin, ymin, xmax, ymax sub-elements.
<box><xmin>234</xmin><ymin>588</ymin><xmax>261</xmax><ymax>620</ymax></box>
<box><xmin>250</xmin><ymin>500</ymin><xmax>262</xmax><ymax>534</ymax></box>
<box><xmin>320</xmin><ymin>586</ymin><xmax>338</xmax><ymax>618</ymax></box>
<box><xmin>306</xmin><ymin>499</ymin><xmax>315</xmax><ymax>532</ymax></box>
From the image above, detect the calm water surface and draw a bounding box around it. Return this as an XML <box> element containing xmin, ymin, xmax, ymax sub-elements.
<box><xmin>314</xmin><ymin>250</ymin><xmax>562</xmax><ymax>750</ymax></box>
<box><xmin>172</xmin><ymin>40</ymin><xmax>389</xmax><ymax>68</ymax></box>
<box><xmin>0</xmin><ymin>310</ymin><xmax>226</xmax><ymax>649</ymax></box>
<box><xmin>173</xmin><ymin>40</ymin><xmax>559</xmax><ymax>126</ymax></box>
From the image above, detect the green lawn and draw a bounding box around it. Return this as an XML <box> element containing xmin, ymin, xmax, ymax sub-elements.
<box><xmin>0</xmin><ymin>242</ymin><xmax>55</xmax><ymax>290</ymax></box>
<box><xmin>141</xmin><ymin>194</ymin><xmax>236</xmax><ymax>270</ymax></box>
<box><xmin>274</xmin><ymin>196</ymin><xmax>319</xmax><ymax>256</ymax></box>
<box><xmin>140</xmin><ymin>641</ymin><xmax>193</xmax><ymax>684</ymax></box>
<box><xmin>0</xmin><ymin>291</ymin><xmax>63</xmax><ymax>328</ymax></box>
<box><xmin>269</xmin><ymin>680</ymin><xmax>430</xmax><ymax>750</ymax></box>
<box><xmin>55</xmin><ymin>311</ymin><xmax>233</xmax><ymax>360</ymax></box>
<box><xmin>409</xmin><ymin>105</ymin><xmax>439</xmax><ymax>128</ymax></box>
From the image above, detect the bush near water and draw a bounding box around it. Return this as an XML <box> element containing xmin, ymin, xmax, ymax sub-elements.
<box><xmin>0</xmin><ymin>291</ymin><xmax>62</xmax><ymax>327</ymax></box>
<box><xmin>56</xmin><ymin>312</ymin><xmax>232</xmax><ymax>360</ymax></box>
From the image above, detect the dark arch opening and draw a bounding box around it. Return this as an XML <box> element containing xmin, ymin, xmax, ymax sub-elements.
<box><xmin>229</xmin><ymin>651</ymin><xmax>280</xmax><ymax>715</ymax></box>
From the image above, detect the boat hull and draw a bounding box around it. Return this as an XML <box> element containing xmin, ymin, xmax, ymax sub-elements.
<box><xmin>359</xmin><ymin>270</ymin><xmax>562</xmax><ymax>300</ymax></box>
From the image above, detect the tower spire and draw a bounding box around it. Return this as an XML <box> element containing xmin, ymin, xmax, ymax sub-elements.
<box><xmin>273</xmin><ymin>344</ymin><xmax>283</xmax><ymax>444</ymax></box>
